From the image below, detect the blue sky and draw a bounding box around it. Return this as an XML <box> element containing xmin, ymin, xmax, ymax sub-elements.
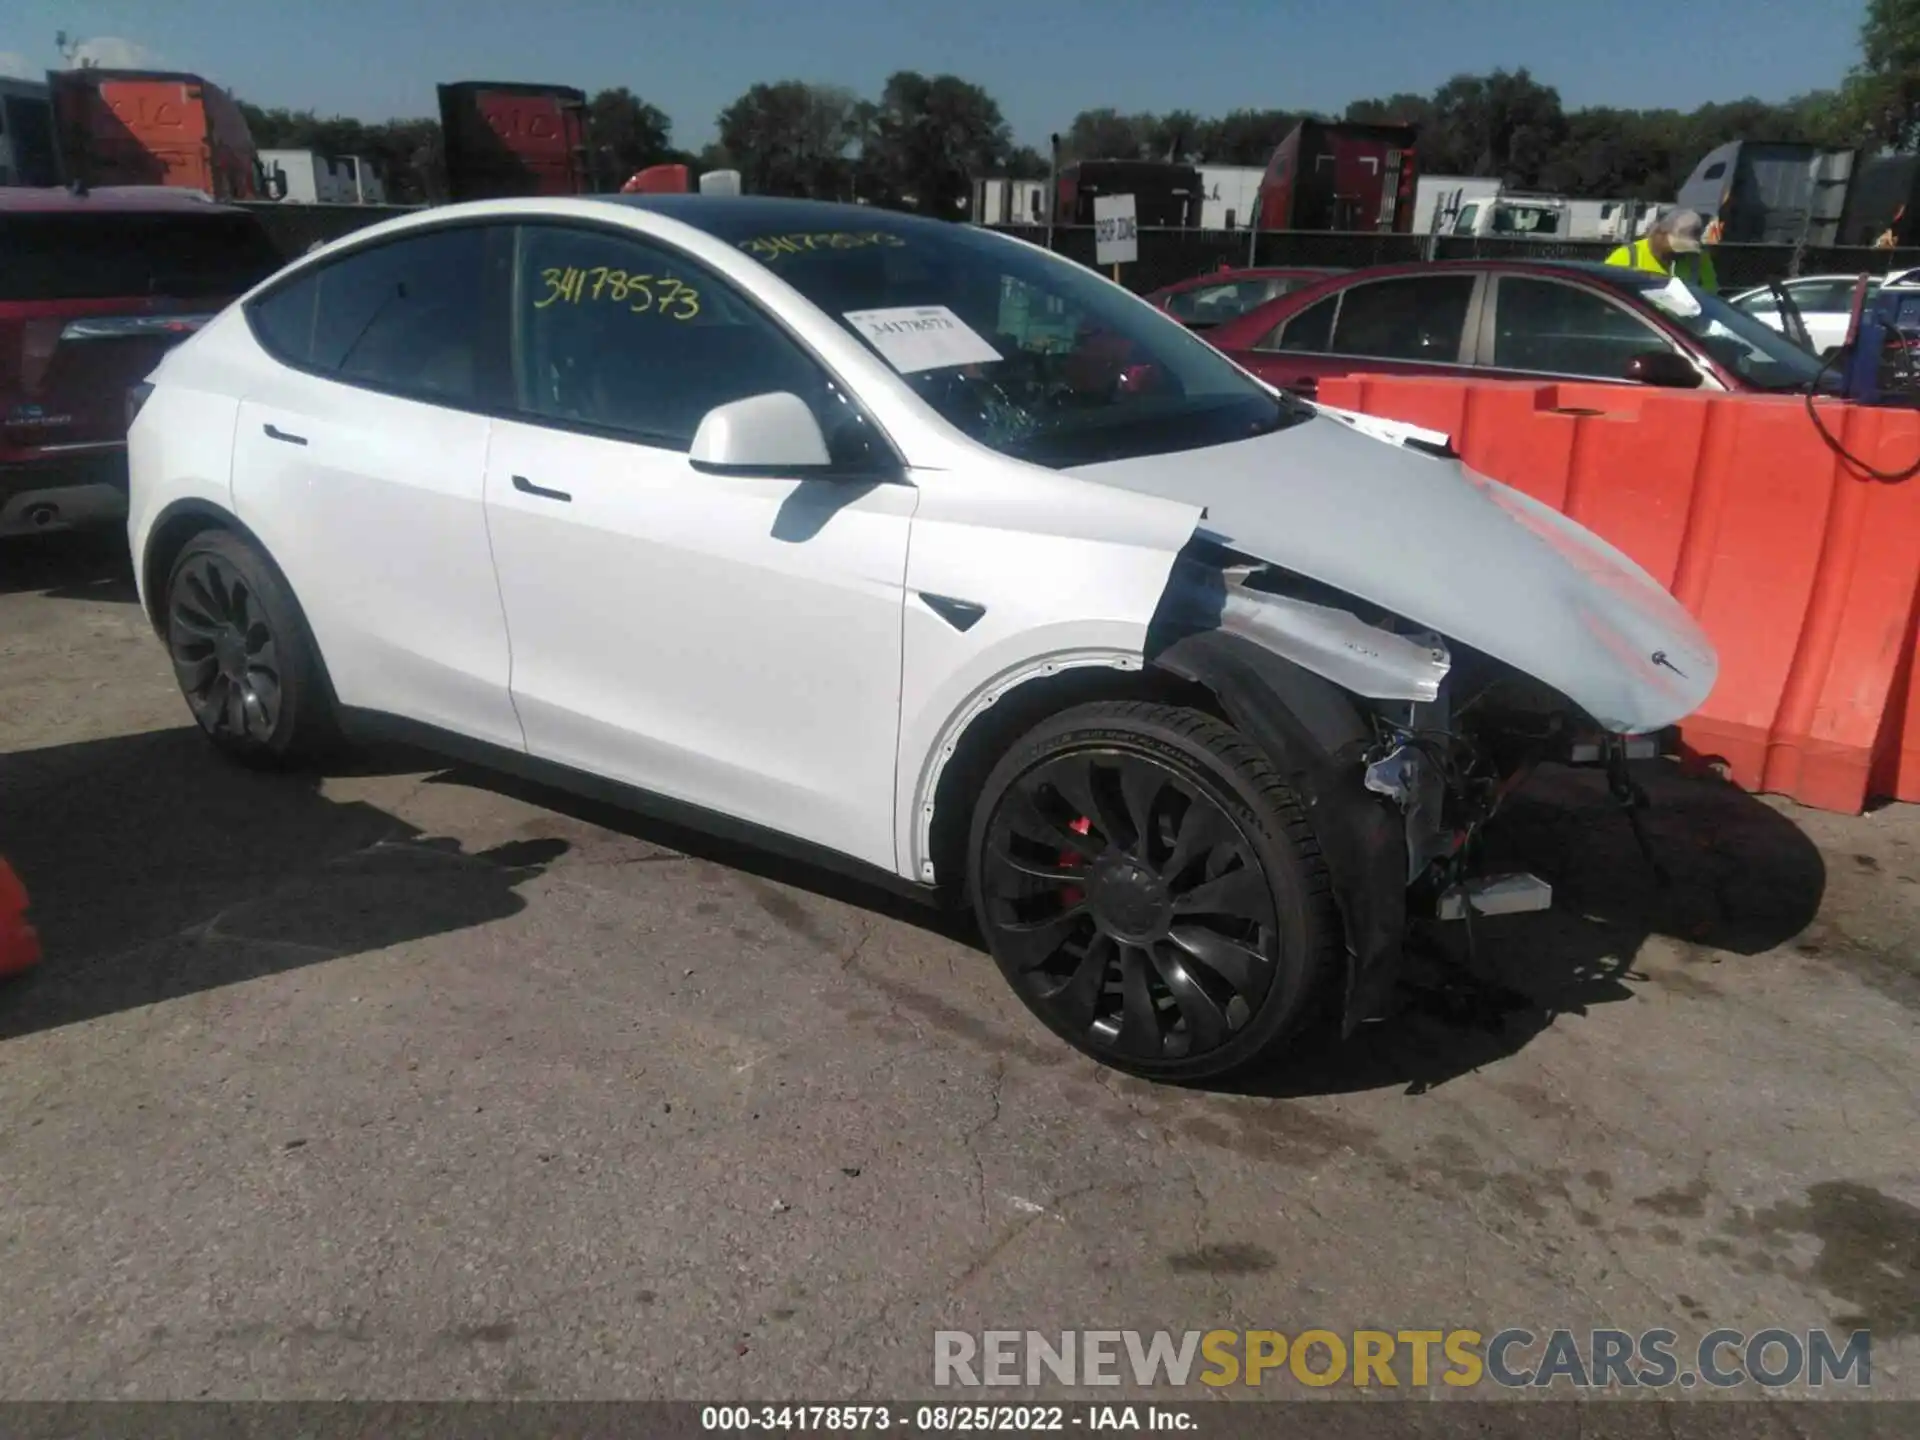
<box><xmin>0</xmin><ymin>0</ymin><xmax>1866</xmax><ymax>148</ymax></box>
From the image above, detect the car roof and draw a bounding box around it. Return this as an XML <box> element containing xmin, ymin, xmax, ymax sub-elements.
<box><xmin>600</xmin><ymin>193</ymin><xmax>941</xmax><ymax>242</ymax></box>
<box><xmin>0</xmin><ymin>185</ymin><xmax>245</xmax><ymax>215</ymax></box>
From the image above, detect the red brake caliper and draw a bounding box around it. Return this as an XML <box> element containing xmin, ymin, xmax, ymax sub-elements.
<box><xmin>1060</xmin><ymin>815</ymin><xmax>1093</xmax><ymax>907</ymax></box>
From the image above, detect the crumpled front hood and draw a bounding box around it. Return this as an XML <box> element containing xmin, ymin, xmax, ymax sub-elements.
<box><xmin>1068</xmin><ymin>413</ymin><xmax>1718</xmax><ymax>733</ymax></box>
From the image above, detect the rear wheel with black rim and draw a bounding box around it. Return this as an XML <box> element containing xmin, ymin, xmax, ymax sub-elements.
<box><xmin>165</xmin><ymin>529</ymin><xmax>334</xmax><ymax>765</ymax></box>
<box><xmin>968</xmin><ymin>701</ymin><xmax>1340</xmax><ymax>1082</ymax></box>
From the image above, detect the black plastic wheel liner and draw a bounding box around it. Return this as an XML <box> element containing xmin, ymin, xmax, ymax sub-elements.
<box><xmin>1149</xmin><ymin>625</ymin><xmax>1407</xmax><ymax>1035</ymax></box>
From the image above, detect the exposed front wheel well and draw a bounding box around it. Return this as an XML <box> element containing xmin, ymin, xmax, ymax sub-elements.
<box><xmin>926</xmin><ymin>664</ymin><xmax>1221</xmax><ymax>905</ymax></box>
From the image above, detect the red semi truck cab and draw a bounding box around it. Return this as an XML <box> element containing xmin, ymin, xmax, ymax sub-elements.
<box><xmin>1257</xmin><ymin>120</ymin><xmax>1418</xmax><ymax>233</ymax></box>
<box><xmin>47</xmin><ymin>69</ymin><xmax>262</xmax><ymax>200</ymax></box>
<box><xmin>437</xmin><ymin>81</ymin><xmax>593</xmax><ymax>200</ymax></box>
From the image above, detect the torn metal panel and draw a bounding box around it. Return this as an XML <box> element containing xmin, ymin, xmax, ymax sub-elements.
<box><xmin>1363</xmin><ymin>739</ymin><xmax>1452</xmax><ymax>883</ymax></box>
<box><xmin>1157</xmin><ymin>558</ymin><xmax>1452</xmax><ymax>703</ymax></box>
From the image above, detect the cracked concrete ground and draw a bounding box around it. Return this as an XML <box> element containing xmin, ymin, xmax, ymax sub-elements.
<box><xmin>1</xmin><ymin>530</ymin><xmax>1916</xmax><ymax>1404</ymax></box>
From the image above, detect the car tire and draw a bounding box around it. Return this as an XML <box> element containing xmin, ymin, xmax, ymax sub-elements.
<box><xmin>968</xmin><ymin>700</ymin><xmax>1341</xmax><ymax>1083</ymax></box>
<box><xmin>163</xmin><ymin>529</ymin><xmax>335</xmax><ymax>766</ymax></box>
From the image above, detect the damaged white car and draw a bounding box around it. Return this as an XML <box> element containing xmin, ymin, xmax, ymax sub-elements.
<box><xmin>127</xmin><ymin>196</ymin><xmax>1717</xmax><ymax>1082</ymax></box>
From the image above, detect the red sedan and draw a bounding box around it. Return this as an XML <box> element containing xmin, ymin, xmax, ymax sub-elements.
<box><xmin>1143</xmin><ymin>266</ymin><xmax>1344</xmax><ymax>330</ymax></box>
<box><xmin>1199</xmin><ymin>259</ymin><xmax>1830</xmax><ymax>399</ymax></box>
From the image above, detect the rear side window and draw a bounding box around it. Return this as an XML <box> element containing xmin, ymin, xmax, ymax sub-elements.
<box><xmin>248</xmin><ymin>226</ymin><xmax>500</xmax><ymax>406</ymax></box>
<box><xmin>0</xmin><ymin>210</ymin><xmax>284</xmax><ymax>302</ymax></box>
<box><xmin>1259</xmin><ymin>294</ymin><xmax>1336</xmax><ymax>352</ymax></box>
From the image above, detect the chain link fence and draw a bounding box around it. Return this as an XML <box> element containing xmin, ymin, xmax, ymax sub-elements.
<box><xmin>239</xmin><ymin>204</ymin><xmax>1920</xmax><ymax>299</ymax></box>
<box><xmin>991</xmin><ymin>223</ymin><xmax>1920</xmax><ymax>296</ymax></box>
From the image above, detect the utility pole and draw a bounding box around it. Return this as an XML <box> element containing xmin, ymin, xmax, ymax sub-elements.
<box><xmin>55</xmin><ymin>31</ymin><xmax>95</xmax><ymax>68</ymax></box>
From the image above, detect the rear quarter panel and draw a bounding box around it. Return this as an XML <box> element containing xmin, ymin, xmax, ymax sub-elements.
<box><xmin>126</xmin><ymin>312</ymin><xmax>260</xmax><ymax>614</ymax></box>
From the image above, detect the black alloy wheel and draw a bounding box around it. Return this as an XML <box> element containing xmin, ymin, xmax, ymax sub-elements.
<box><xmin>169</xmin><ymin>550</ymin><xmax>283</xmax><ymax>745</ymax></box>
<box><xmin>970</xmin><ymin>702</ymin><xmax>1337</xmax><ymax>1081</ymax></box>
<box><xmin>164</xmin><ymin>529</ymin><xmax>333</xmax><ymax>764</ymax></box>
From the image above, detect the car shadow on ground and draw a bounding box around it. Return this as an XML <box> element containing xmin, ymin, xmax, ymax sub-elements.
<box><xmin>0</xmin><ymin>531</ymin><xmax>140</xmax><ymax>605</ymax></box>
<box><xmin>426</xmin><ymin>754</ymin><xmax>1826</xmax><ymax>1100</ymax></box>
<box><xmin>1237</xmin><ymin>763</ymin><xmax>1828</xmax><ymax>1098</ymax></box>
<box><xmin>0</xmin><ymin>728</ymin><xmax>566</xmax><ymax>1043</ymax></box>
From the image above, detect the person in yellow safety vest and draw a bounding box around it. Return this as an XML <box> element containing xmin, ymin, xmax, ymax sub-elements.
<box><xmin>1605</xmin><ymin>208</ymin><xmax>1719</xmax><ymax>293</ymax></box>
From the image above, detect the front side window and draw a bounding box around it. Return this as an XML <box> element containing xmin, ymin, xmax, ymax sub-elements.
<box><xmin>247</xmin><ymin>225</ymin><xmax>495</xmax><ymax>405</ymax></box>
<box><xmin>1328</xmin><ymin>276</ymin><xmax>1475</xmax><ymax>363</ymax></box>
<box><xmin>1492</xmin><ymin>276</ymin><xmax>1675</xmax><ymax>379</ymax></box>
<box><xmin>706</xmin><ymin>216</ymin><xmax>1303</xmax><ymax>467</ymax></box>
<box><xmin>1628</xmin><ymin>275</ymin><xmax>1828</xmax><ymax>391</ymax></box>
<box><xmin>508</xmin><ymin>224</ymin><xmax>882</xmax><ymax>463</ymax></box>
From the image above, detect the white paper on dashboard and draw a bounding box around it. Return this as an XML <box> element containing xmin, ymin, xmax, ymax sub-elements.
<box><xmin>843</xmin><ymin>306</ymin><xmax>1002</xmax><ymax>373</ymax></box>
<box><xmin>1647</xmin><ymin>275</ymin><xmax>1703</xmax><ymax>319</ymax></box>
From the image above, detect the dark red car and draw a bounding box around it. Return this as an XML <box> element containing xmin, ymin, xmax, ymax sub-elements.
<box><xmin>1143</xmin><ymin>266</ymin><xmax>1344</xmax><ymax>330</ymax></box>
<box><xmin>1</xmin><ymin>185</ymin><xmax>283</xmax><ymax>536</ymax></box>
<box><xmin>1200</xmin><ymin>259</ymin><xmax>1830</xmax><ymax>400</ymax></box>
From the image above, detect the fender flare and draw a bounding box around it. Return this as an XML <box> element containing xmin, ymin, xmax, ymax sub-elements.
<box><xmin>137</xmin><ymin>496</ymin><xmax>272</xmax><ymax>632</ymax></box>
<box><xmin>904</xmin><ymin>647</ymin><xmax>1146</xmax><ymax>884</ymax></box>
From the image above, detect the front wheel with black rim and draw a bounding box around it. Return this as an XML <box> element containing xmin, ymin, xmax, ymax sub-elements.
<box><xmin>165</xmin><ymin>529</ymin><xmax>334</xmax><ymax>765</ymax></box>
<box><xmin>968</xmin><ymin>700</ymin><xmax>1341</xmax><ymax>1083</ymax></box>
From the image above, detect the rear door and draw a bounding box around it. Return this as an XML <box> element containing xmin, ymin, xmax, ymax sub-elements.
<box><xmin>0</xmin><ymin>206</ymin><xmax>283</xmax><ymax>463</ymax></box>
<box><xmin>233</xmin><ymin>221</ymin><xmax>524</xmax><ymax>748</ymax></box>
<box><xmin>1233</xmin><ymin>272</ymin><xmax>1485</xmax><ymax>398</ymax></box>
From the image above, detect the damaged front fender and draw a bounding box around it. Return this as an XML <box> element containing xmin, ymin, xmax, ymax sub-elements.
<box><xmin>1149</xmin><ymin>624</ymin><xmax>1409</xmax><ymax>1034</ymax></box>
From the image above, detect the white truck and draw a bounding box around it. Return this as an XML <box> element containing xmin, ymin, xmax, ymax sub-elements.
<box><xmin>258</xmin><ymin>149</ymin><xmax>386</xmax><ymax>204</ymax></box>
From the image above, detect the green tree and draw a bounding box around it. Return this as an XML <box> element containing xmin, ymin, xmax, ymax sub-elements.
<box><xmin>588</xmin><ymin>87</ymin><xmax>675</xmax><ymax>188</ymax></box>
<box><xmin>1844</xmin><ymin>0</ymin><xmax>1920</xmax><ymax>145</ymax></box>
<box><xmin>715</xmin><ymin>81</ymin><xmax>863</xmax><ymax>198</ymax></box>
<box><xmin>863</xmin><ymin>70</ymin><xmax>1012</xmax><ymax>215</ymax></box>
<box><xmin>1188</xmin><ymin>109</ymin><xmax>1310</xmax><ymax>165</ymax></box>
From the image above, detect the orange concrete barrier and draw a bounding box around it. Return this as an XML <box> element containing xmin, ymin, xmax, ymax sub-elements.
<box><xmin>1316</xmin><ymin>375</ymin><xmax>1920</xmax><ymax>814</ymax></box>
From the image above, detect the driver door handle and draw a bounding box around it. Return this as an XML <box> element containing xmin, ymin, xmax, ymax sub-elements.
<box><xmin>1288</xmin><ymin>376</ymin><xmax>1318</xmax><ymax>398</ymax></box>
<box><xmin>512</xmin><ymin>474</ymin><xmax>572</xmax><ymax>503</ymax></box>
<box><xmin>262</xmin><ymin>423</ymin><xmax>307</xmax><ymax>446</ymax></box>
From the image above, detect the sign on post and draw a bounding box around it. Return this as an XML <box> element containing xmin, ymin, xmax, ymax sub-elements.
<box><xmin>1093</xmin><ymin>193</ymin><xmax>1138</xmax><ymax>272</ymax></box>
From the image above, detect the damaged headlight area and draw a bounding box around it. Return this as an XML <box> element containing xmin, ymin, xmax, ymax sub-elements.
<box><xmin>1155</xmin><ymin>545</ymin><xmax>1664</xmax><ymax>932</ymax></box>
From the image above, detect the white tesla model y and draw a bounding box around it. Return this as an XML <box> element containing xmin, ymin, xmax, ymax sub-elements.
<box><xmin>127</xmin><ymin>196</ymin><xmax>1716</xmax><ymax>1082</ymax></box>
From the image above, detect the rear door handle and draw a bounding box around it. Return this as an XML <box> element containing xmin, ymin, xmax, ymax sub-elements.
<box><xmin>512</xmin><ymin>474</ymin><xmax>572</xmax><ymax>503</ymax></box>
<box><xmin>1287</xmin><ymin>377</ymin><xmax>1318</xmax><ymax>398</ymax></box>
<box><xmin>262</xmin><ymin>423</ymin><xmax>307</xmax><ymax>446</ymax></box>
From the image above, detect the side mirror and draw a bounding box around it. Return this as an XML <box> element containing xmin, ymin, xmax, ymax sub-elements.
<box><xmin>688</xmin><ymin>392</ymin><xmax>832</xmax><ymax>475</ymax></box>
<box><xmin>1623</xmin><ymin>350</ymin><xmax>1702</xmax><ymax>389</ymax></box>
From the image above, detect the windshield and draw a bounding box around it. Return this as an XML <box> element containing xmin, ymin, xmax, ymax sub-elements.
<box><xmin>1622</xmin><ymin>274</ymin><xmax>1828</xmax><ymax>391</ymax></box>
<box><xmin>730</xmin><ymin>221</ymin><xmax>1306</xmax><ymax>466</ymax></box>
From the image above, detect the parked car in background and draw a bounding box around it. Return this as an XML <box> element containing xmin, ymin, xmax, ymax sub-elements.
<box><xmin>1203</xmin><ymin>259</ymin><xmax>1830</xmax><ymax>399</ymax></box>
<box><xmin>1</xmin><ymin>185</ymin><xmax>283</xmax><ymax>536</ymax></box>
<box><xmin>1144</xmin><ymin>267</ymin><xmax>1344</xmax><ymax>329</ymax></box>
<box><xmin>127</xmin><ymin>195</ymin><xmax>1715</xmax><ymax>1083</ymax></box>
<box><xmin>1728</xmin><ymin>274</ymin><xmax>1877</xmax><ymax>358</ymax></box>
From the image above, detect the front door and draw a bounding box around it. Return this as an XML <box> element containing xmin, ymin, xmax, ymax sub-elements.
<box><xmin>481</xmin><ymin>220</ymin><xmax>915</xmax><ymax>871</ymax></box>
